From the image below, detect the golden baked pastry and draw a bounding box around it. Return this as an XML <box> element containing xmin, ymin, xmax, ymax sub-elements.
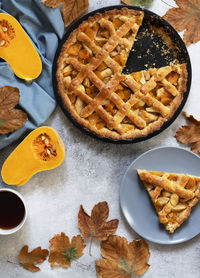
<box><xmin>57</xmin><ymin>7</ymin><xmax>188</xmax><ymax>140</ymax></box>
<box><xmin>137</xmin><ymin>169</ymin><xmax>200</xmax><ymax>233</ymax></box>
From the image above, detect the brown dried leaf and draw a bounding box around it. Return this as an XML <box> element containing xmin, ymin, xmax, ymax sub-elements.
<box><xmin>0</xmin><ymin>86</ymin><xmax>19</xmax><ymax>110</ymax></box>
<box><xmin>0</xmin><ymin>86</ymin><xmax>27</xmax><ymax>134</ymax></box>
<box><xmin>163</xmin><ymin>0</ymin><xmax>200</xmax><ymax>45</ymax></box>
<box><xmin>48</xmin><ymin>232</ymin><xmax>85</xmax><ymax>268</ymax></box>
<box><xmin>0</xmin><ymin>110</ymin><xmax>28</xmax><ymax>134</ymax></box>
<box><xmin>175</xmin><ymin>112</ymin><xmax>200</xmax><ymax>155</ymax></box>
<box><xmin>18</xmin><ymin>245</ymin><xmax>49</xmax><ymax>272</ymax></box>
<box><xmin>78</xmin><ymin>201</ymin><xmax>119</xmax><ymax>241</ymax></box>
<box><xmin>96</xmin><ymin>235</ymin><xmax>150</xmax><ymax>278</ymax></box>
<box><xmin>41</xmin><ymin>0</ymin><xmax>89</xmax><ymax>28</ymax></box>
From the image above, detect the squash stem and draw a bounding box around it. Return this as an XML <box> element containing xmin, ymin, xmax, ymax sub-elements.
<box><xmin>75</xmin><ymin>259</ymin><xmax>90</xmax><ymax>269</ymax></box>
<box><xmin>7</xmin><ymin>260</ymin><xmax>18</xmax><ymax>265</ymax></box>
<box><xmin>89</xmin><ymin>237</ymin><xmax>93</xmax><ymax>256</ymax></box>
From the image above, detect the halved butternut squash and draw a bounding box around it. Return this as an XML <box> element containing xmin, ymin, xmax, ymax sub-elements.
<box><xmin>0</xmin><ymin>13</ymin><xmax>42</xmax><ymax>80</ymax></box>
<box><xmin>1</xmin><ymin>126</ymin><xmax>65</xmax><ymax>186</ymax></box>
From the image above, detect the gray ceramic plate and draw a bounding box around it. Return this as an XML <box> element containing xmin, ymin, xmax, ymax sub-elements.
<box><xmin>120</xmin><ymin>146</ymin><xmax>200</xmax><ymax>244</ymax></box>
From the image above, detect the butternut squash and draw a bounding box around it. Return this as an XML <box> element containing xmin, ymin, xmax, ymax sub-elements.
<box><xmin>1</xmin><ymin>127</ymin><xmax>65</xmax><ymax>186</ymax></box>
<box><xmin>0</xmin><ymin>13</ymin><xmax>42</xmax><ymax>80</ymax></box>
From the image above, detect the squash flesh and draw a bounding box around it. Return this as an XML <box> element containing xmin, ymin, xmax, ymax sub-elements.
<box><xmin>0</xmin><ymin>13</ymin><xmax>42</xmax><ymax>80</ymax></box>
<box><xmin>1</xmin><ymin>127</ymin><xmax>65</xmax><ymax>186</ymax></box>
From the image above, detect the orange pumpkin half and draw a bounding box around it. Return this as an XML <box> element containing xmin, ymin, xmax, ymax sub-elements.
<box><xmin>0</xmin><ymin>13</ymin><xmax>42</xmax><ymax>80</ymax></box>
<box><xmin>1</xmin><ymin>127</ymin><xmax>65</xmax><ymax>186</ymax></box>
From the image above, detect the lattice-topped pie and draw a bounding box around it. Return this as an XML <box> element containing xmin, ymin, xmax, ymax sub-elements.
<box><xmin>57</xmin><ymin>8</ymin><xmax>188</xmax><ymax>140</ymax></box>
<box><xmin>137</xmin><ymin>169</ymin><xmax>200</xmax><ymax>233</ymax></box>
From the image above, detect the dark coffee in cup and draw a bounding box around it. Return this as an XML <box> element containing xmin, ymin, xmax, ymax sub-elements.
<box><xmin>0</xmin><ymin>190</ymin><xmax>25</xmax><ymax>230</ymax></box>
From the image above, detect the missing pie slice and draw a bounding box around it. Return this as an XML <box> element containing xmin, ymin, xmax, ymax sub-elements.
<box><xmin>137</xmin><ymin>169</ymin><xmax>200</xmax><ymax>233</ymax></box>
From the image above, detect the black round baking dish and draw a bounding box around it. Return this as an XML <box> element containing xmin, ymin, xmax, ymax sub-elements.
<box><xmin>52</xmin><ymin>5</ymin><xmax>191</xmax><ymax>144</ymax></box>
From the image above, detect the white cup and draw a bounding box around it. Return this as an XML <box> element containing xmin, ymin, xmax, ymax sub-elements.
<box><xmin>0</xmin><ymin>188</ymin><xmax>27</xmax><ymax>235</ymax></box>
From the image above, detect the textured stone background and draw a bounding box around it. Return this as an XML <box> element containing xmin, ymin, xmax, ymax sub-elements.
<box><xmin>0</xmin><ymin>0</ymin><xmax>200</xmax><ymax>277</ymax></box>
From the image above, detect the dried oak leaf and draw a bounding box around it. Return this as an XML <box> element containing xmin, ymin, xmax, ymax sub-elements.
<box><xmin>48</xmin><ymin>233</ymin><xmax>86</xmax><ymax>268</ymax></box>
<box><xmin>18</xmin><ymin>245</ymin><xmax>49</xmax><ymax>272</ymax></box>
<box><xmin>78</xmin><ymin>201</ymin><xmax>119</xmax><ymax>241</ymax></box>
<box><xmin>121</xmin><ymin>0</ymin><xmax>154</xmax><ymax>6</ymax></box>
<box><xmin>0</xmin><ymin>86</ymin><xmax>27</xmax><ymax>134</ymax></box>
<box><xmin>175</xmin><ymin>112</ymin><xmax>200</xmax><ymax>155</ymax></box>
<box><xmin>163</xmin><ymin>0</ymin><xmax>200</xmax><ymax>45</ymax></box>
<box><xmin>41</xmin><ymin>0</ymin><xmax>89</xmax><ymax>28</ymax></box>
<box><xmin>96</xmin><ymin>235</ymin><xmax>150</xmax><ymax>278</ymax></box>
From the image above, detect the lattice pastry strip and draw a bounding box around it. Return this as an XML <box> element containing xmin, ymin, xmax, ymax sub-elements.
<box><xmin>77</xmin><ymin>30</ymin><xmax>122</xmax><ymax>75</ymax></box>
<box><xmin>79</xmin><ymin>64</ymin><xmax>172</xmax><ymax>121</ymax></box>
<box><xmin>68</xmin><ymin>13</ymin><xmax>143</xmax><ymax>92</ymax></box>
<box><xmin>58</xmin><ymin>10</ymin><xmax>143</xmax><ymax>83</ymax></box>
<box><xmin>137</xmin><ymin>169</ymin><xmax>200</xmax><ymax>233</ymax></box>
<box><xmin>61</xmin><ymin>63</ymin><xmax>187</xmax><ymax>137</ymax></box>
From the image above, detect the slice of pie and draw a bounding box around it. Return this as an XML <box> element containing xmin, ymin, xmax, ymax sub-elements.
<box><xmin>137</xmin><ymin>169</ymin><xmax>200</xmax><ymax>233</ymax></box>
<box><xmin>56</xmin><ymin>7</ymin><xmax>188</xmax><ymax>140</ymax></box>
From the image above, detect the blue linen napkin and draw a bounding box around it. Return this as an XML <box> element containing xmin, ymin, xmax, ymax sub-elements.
<box><xmin>0</xmin><ymin>0</ymin><xmax>65</xmax><ymax>149</ymax></box>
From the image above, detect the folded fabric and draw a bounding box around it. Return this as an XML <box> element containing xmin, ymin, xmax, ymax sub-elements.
<box><xmin>0</xmin><ymin>0</ymin><xmax>65</xmax><ymax>149</ymax></box>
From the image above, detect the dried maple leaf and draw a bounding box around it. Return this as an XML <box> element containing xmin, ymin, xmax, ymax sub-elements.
<box><xmin>96</xmin><ymin>235</ymin><xmax>150</xmax><ymax>278</ymax></box>
<box><xmin>175</xmin><ymin>112</ymin><xmax>200</xmax><ymax>155</ymax></box>
<box><xmin>41</xmin><ymin>0</ymin><xmax>89</xmax><ymax>28</ymax></box>
<box><xmin>18</xmin><ymin>245</ymin><xmax>49</xmax><ymax>272</ymax></box>
<box><xmin>121</xmin><ymin>0</ymin><xmax>154</xmax><ymax>6</ymax></box>
<box><xmin>163</xmin><ymin>0</ymin><xmax>200</xmax><ymax>45</ymax></box>
<box><xmin>78</xmin><ymin>201</ymin><xmax>119</xmax><ymax>241</ymax></box>
<box><xmin>0</xmin><ymin>86</ymin><xmax>27</xmax><ymax>134</ymax></box>
<box><xmin>48</xmin><ymin>233</ymin><xmax>85</xmax><ymax>267</ymax></box>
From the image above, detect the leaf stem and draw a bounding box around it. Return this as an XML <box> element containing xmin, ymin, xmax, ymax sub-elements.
<box><xmin>7</xmin><ymin>260</ymin><xmax>18</xmax><ymax>265</ymax></box>
<box><xmin>75</xmin><ymin>259</ymin><xmax>90</xmax><ymax>269</ymax></box>
<box><xmin>160</xmin><ymin>0</ymin><xmax>175</xmax><ymax>8</ymax></box>
<box><xmin>89</xmin><ymin>237</ymin><xmax>93</xmax><ymax>256</ymax></box>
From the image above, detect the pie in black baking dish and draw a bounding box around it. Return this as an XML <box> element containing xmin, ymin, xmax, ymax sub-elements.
<box><xmin>56</xmin><ymin>8</ymin><xmax>187</xmax><ymax>140</ymax></box>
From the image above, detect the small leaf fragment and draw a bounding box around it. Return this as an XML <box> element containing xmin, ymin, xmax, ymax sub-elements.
<box><xmin>78</xmin><ymin>201</ymin><xmax>119</xmax><ymax>241</ymax></box>
<box><xmin>18</xmin><ymin>245</ymin><xmax>49</xmax><ymax>272</ymax></box>
<box><xmin>48</xmin><ymin>232</ymin><xmax>85</xmax><ymax>268</ymax></box>
<box><xmin>41</xmin><ymin>0</ymin><xmax>63</xmax><ymax>8</ymax></box>
<box><xmin>0</xmin><ymin>20</ymin><xmax>15</xmax><ymax>47</ymax></box>
<box><xmin>41</xmin><ymin>0</ymin><xmax>89</xmax><ymax>28</ymax></box>
<box><xmin>175</xmin><ymin>112</ymin><xmax>200</xmax><ymax>155</ymax></box>
<box><xmin>163</xmin><ymin>0</ymin><xmax>200</xmax><ymax>45</ymax></box>
<box><xmin>96</xmin><ymin>235</ymin><xmax>150</xmax><ymax>278</ymax></box>
<box><xmin>121</xmin><ymin>0</ymin><xmax>154</xmax><ymax>6</ymax></box>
